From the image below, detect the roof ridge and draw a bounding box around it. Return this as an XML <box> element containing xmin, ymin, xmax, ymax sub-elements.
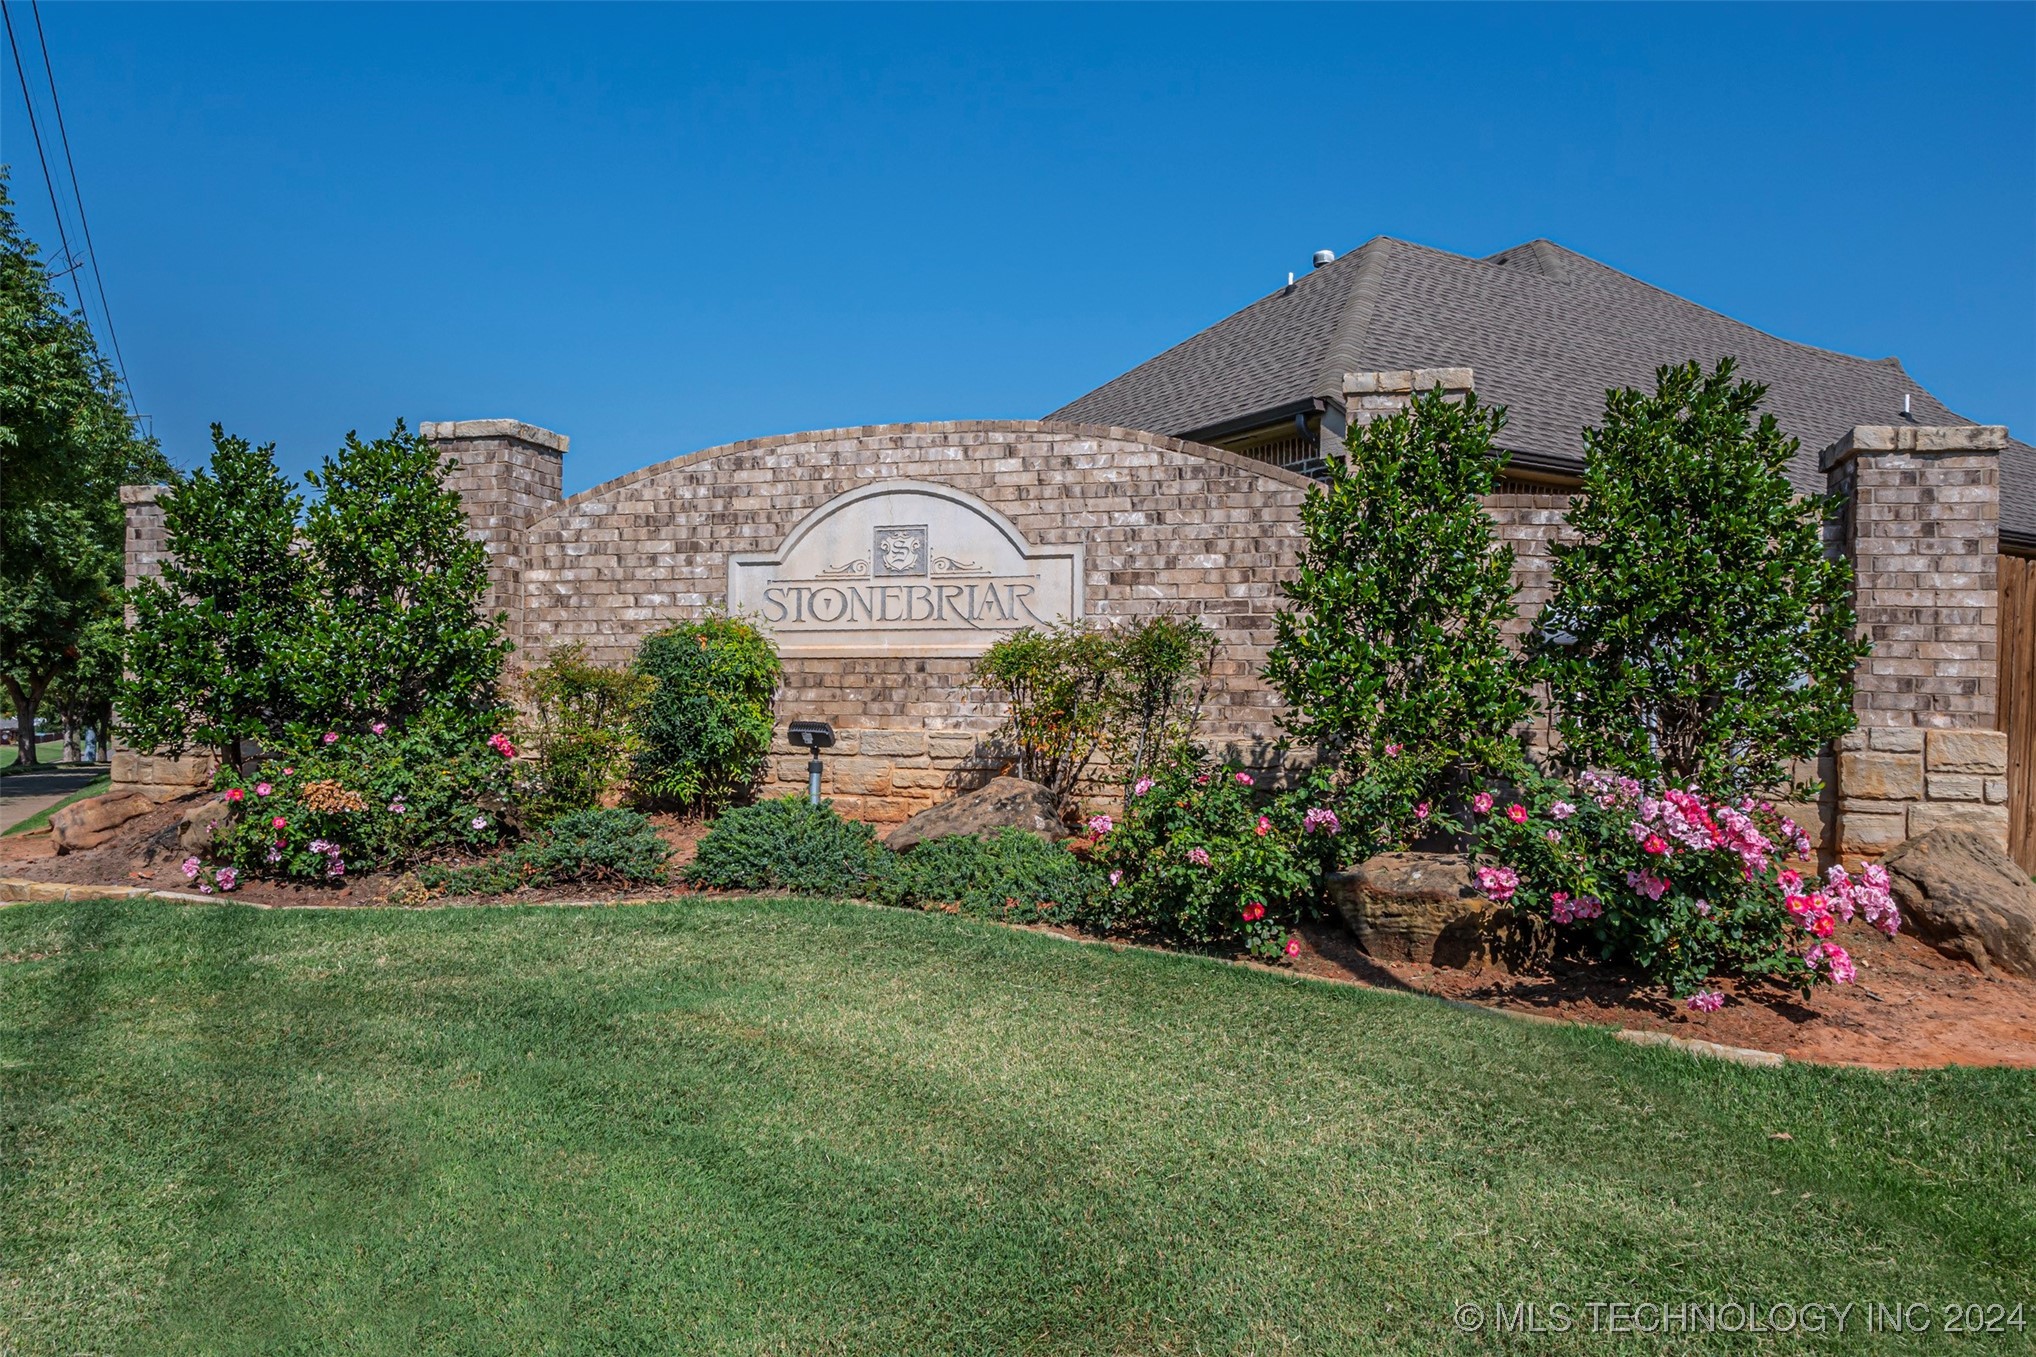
<box><xmin>1313</xmin><ymin>238</ymin><xmax>1393</xmax><ymax>401</ymax></box>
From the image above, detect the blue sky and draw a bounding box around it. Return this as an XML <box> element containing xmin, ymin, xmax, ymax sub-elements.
<box><xmin>7</xmin><ymin>2</ymin><xmax>2032</xmax><ymax>495</ymax></box>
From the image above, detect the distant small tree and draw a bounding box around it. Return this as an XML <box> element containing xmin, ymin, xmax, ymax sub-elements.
<box><xmin>297</xmin><ymin>422</ymin><xmax>509</xmax><ymax>729</ymax></box>
<box><xmin>523</xmin><ymin>643</ymin><xmax>656</xmax><ymax>816</ymax></box>
<box><xmin>972</xmin><ymin>621</ymin><xmax>1114</xmax><ymax>804</ymax></box>
<box><xmin>1535</xmin><ymin>359</ymin><xmax>1867</xmax><ymax>795</ymax></box>
<box><xmin>1266</xmin><ymin>387</ymin><xmax>1533</xmax><ymax>803</ymax></box>
<box><xmin>122</xmin><ymin>427</ymin><xmax>308</xmax><ymax>767</ymax></box>
<box><xmin>1102</xmin><ymin>614</ymin><xmax>1216</xmax><ymax>802</ymax></box>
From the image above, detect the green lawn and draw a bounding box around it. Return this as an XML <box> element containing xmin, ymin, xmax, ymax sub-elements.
<box><xmin>0</xmin><ymin>739</ymin><xmax>65</xmax><ymax>772</ymax></box>
<box><xmin>2</xmin><ymin>897</ymin><xmax>2030</xmax><ymax>1355</ymax></box>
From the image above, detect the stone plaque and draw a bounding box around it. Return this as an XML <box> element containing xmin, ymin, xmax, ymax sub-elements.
<box><xmin>729</xmin><ymin>481</ymin><xmax>1083</xmax><ymax>655</ymax></box>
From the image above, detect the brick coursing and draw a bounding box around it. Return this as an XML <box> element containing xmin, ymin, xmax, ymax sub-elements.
<box><xmin>111</xmin><ymin>485</ymin><xmax>214</xmax><ymax>793</ymax></box>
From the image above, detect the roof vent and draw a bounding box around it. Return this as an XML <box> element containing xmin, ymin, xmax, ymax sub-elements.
<box><xmin>1312</xmin><ymin>249</ymin><xmax>1336</xmax><ymax>269</ymax></box>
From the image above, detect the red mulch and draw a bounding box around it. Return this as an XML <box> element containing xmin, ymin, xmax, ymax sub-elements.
<box><xmin>6</xmin><ymin>793</ymin><xmax>2032</xmax><ymax>1071</ymax></box>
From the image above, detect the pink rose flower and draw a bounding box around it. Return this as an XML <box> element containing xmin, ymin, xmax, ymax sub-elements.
<box><xmin>224</xmin><ymin>787</ymin><xmax>244</xmax><ymax>802</ymax></box>
<box><xmin>1086</xmin><ymin>814</ymin><xmax>1114</xmax><ymax>837</ymax></box>
<box><xmin>1471</xmin><ymin>792</ymin><xmax>1494</xmax><ymax>815</ymax></box>
<box><xmin>370</xmin><ymin>721</ymin><xmax>387</xmax><ymax>735</ymax></box>
<box><xmin>322</xmin><ymin>732</ymin><xmax>339</xmax><ymax>745</ymax></box>
<box><xmin>1108</xmin><ymin>870</ymin><xmax>1122</xmax><ymax>887</ymax></box>
<box><xmin>1550</xmin><ymin>800</ymin><xmax>1575</xmax><ymax>821</ymax></box>
<box><xmin>1187</xmin><ymin>847</ymin><xmax>1211</xmax><ymax>867</ymax></box>
<box><xmin>1506</xmin><ymin>803</ymin><xmax>1527</xmax><ymax>824</ymax></box>
<box><xmin>1254</xmin><ymin>816</ymin><xmax>1271</xmax><ymax>837</ymax></box>
<box><xmin>1233</xmin><ymin>772</ymin><xmax>1253</xmax><ymax>786</ymax></box>
<box><xmin>1414</xmin><ymin>802</ymin><xmax>1430</xmax><ymax>821</ymax></box>
<box><xmin>271</xmin><ymin>816</ymin><xmax>287</xmax><ymax>830</ymax></box>
<box><xmin>1242</xmin><ymin>901</ymin><xmax>1265</xmax><ymax>923</ymax></box>
<box><xmin>1384</xmin><ymin>743</ymin><xmax>1402</xmax><ymax>758</ymax></box>
<box><xmin>1685</xmin><ymin>990</ymin><xmax>1725</xmax><ymax>1013</ymax></box>
<box><xmin>1133</xmin><ymin>778</ymin><xmax>1155</xmax><ymax>797</ymax></box>
<box><xmin>255</xmin><ymin>782</ymin><xmax>272</xmax><ymax>797</ymax></box>
<box><xmin>1283</xmin><ymin>937</ymin><xmax>1302</xmax><ymax>959</ymax></box>
<box><xmin>1475</xmin><ymin>864</ymin><xmax>1519</xmax><ymax>904</ymax></box>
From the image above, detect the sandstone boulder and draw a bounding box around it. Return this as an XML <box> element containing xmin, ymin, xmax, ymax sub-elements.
<box><xmin>1881</xmin><ymin>828</ymin><xmax>2036</xmax><ymax>978</ymax></box>
<box><xmin>1328</xmin><ymin>852</ymin><xmax>1547</xmax><ymax>971</ymax></box>
<box><xmin>49</xmin><ymin>791</ymin><xmax>156</xmax><ymax>854</ymax></box>
<box><xmin>883</xmin><ymin>777</ymin><xmax>1063</xmax><ymax>852</ymax></box>
<box><xmin>177</xmin><ymin>799</ymin><xmax>236</xmax><ymax>854</ymax></box>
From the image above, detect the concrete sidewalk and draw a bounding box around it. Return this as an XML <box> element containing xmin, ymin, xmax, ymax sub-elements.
<box><xmin>0</xmin><ymin>766</ymin><xmax>107</xmax><ymax>833</ymax></box>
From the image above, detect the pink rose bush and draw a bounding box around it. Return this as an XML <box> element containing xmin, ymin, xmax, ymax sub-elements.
<box><xmin>1088</xmin><ymin>759</ymin><xmax>1336</xmax><ymax>961</ymax></box>
<box><xmin>209</xmin><ymin>713</ymin><xmax>517</xmax><ymax>884</ymax></box>
<box><xmin>1472</xmin><ymin>769</ymin><xmax>1893</xmax><ymax>1000</ymax></box>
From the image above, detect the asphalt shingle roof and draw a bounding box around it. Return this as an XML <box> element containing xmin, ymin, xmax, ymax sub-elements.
<box><xmin>1049</xmin><ymin>236</ymin><xmax>2033</xmax><ymax>546</ymax></box>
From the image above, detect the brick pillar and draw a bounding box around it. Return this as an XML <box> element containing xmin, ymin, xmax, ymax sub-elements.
<box><xmin>1342</xmin><ymin>366</ymin><xmax>1474</xmax><ymax>430</ymax></box>
<box><xmin>111</xmin><ymin>484</ymin><xmax>216</xmax><ymax>796</ymax></box>
<box><xmin>1824</xmin><ymin>424</ymin><xmax>2010</xmax><ymax>858</ymax></box>
<box><xmin>420</xmin><ymin>420</ymin><xmax>568</xmax><ymax>650</ymax></box>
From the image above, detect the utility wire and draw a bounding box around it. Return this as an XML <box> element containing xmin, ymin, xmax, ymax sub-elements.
<box><xmin>31</xmin><ymin>0</ymin><xmax>133</xmax><ymax>413</ymax></box>
<box><xmin>0</xmin><ymin>0</ymin><xmax>85</xmax><ymax>318</ymax></box>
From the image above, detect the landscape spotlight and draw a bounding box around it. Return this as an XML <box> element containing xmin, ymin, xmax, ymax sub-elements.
<box><xmin>787</xmin><ymin>720</ymin><xmax>836</xmax><ymax>805</ymax></box>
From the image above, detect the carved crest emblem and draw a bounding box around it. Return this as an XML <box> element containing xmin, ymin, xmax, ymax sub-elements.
<box><xmin>871</xmin><ymin>525</ymin><xmax>929</xmax><ymax>577</ymax></box>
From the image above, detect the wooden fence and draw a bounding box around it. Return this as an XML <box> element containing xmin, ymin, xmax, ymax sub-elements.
<box><xmin>2004</xmin><ymin>553</ymin><xmax>2036</xmax><ymax>873</ymax></box>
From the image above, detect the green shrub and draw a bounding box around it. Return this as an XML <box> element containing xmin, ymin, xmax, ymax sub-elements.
<box><xmin>1265</xmin><ymin>385</ymin><xmax>1533</xmax><ymax>809</ymax></box>
<box><xmin>686</xmin><ymin>798</ymin><xmax>888</xmax><ymax>896</ymax></box>
<box><xmin>211</xmin><ymin>712</ymin><xmax>520</xmax><ymax>882</ymax></box>
<box><xmin>873</xmin><ymin>828</ymin><xmax>1102</xmax><ymax>922</ymax></box>
<box><xmin>1088</xmin><ymin>756</ymin><xmax>1342</xmax><ymax>958</ymax></box>
<box><xmin>523</xmin><ymin>643</ymin><xmax>655</xmax><ymax>817</ymax></box>
<box><xmin>633</xmin><ymin>615</ymin><xmax>781</xmax><ymax>814</ymax></box>
<box><xmin>420</xmin><ymin>809</ymin><xmax>672</xmax><ymax>896</ymax></box>
<box><xmin>1535</xmin><ymin>360</ymin><xmax>1866</xmax><ymax>795</ymax></box>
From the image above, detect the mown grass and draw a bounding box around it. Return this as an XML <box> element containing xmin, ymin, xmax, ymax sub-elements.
<box><xmin>1</xmin><ymin>896</ymin><xmax>2031</xmax><ymax>1355</ymax></box>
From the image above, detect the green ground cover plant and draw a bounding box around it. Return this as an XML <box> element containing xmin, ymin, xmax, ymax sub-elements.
<box><xmin>870</xmin><ymin>825</ymin><xmax>1103</xmax><ymax>921</ymax></box>
<box><xmin>1</xmin><ymin>897</ymin><xmax>2029</xmax><ymax>1355</ymax></box>
<box><xmin>416</xmin><ymin>809</ymin><xmax>672</xmax><ymax>896</ymax></box>
<box><xmin>685</xmin><ymin>796</ymin><xmax>890</xmax><ymax>896</ymax></box>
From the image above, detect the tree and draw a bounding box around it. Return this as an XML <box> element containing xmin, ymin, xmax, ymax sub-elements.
<box><xmin>121</xmin><ymin>427</ymin><xmax>309</xmax><ymax>767</ymax></box>
<box><xmin>296</xmin><ymin>422</ymin><xmax>509</xmax><ymax>729</ymax></box>
<box><xmin>1266</xmin><ymin>387</ymin><xmax>1534</xmax><ymax>802</ymax></box>
<box><xmin>0</xmin><ymin>172</ymin><xmax>165</xmax><ymax>765</ymax></box>
<box><xmin>1535</xmin><ymin>359</ymin><xmax>1867</xmax><ymax>795</ymax></box>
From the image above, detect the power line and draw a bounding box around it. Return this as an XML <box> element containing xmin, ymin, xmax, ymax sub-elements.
<box><xmin>0</xmin><ymin>0</ymin><xmax>87</xmax><ymax>320</ymax></box>
<box><xmin>30</xmin><ymin>0</ymin><xmax>133</xmax><ymax>413</ymax></box>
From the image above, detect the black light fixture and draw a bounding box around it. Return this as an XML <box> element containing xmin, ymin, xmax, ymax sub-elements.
<box><xmin>787</xmin><ymin>720</ymin><xmax>836</xmax><ymax>805</ymax></box>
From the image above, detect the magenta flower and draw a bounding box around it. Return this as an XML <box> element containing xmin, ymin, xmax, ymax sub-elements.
<box><xmin>1302</xmin><ymin>807</ymin><xmax>1340</xmax><ymax>835</ymax></box>
<box><xmin>1242</xmin><ymin>901</ymin><xmax>1265</xmax><ymax>923</ymax></box>
<box><xmin>1550</xmin><ymin>800</ymin><xmax>1575</xmax><ymax>821</ymax></box>
<box><xmin>1233</xmin><ymin>772</ymin><xmax>1253</xmax><ymax>786</ymax></box>
<box><xmin>1807</xmin><ymin>942</ymin><xmax>1857</xmax><ymax>985</ymax></box>
<box><xmin>271</xmin><ymin>815</ymin><xmax>287</xmax><ymax>830</ymax></box>
<box><xmin>1475</xmin><ymin>864</ymin><xmax>1519</xmax><ymax>904</ymax></box>
<box><xmin>1254</xmin><ymin>816</ymin><xmax>1271</xmax><ymax>837</ymax></box>
<box><xmin>1471</xmin><ymin>792</ymin><xmax>1494</xmax><ymax>816</ymax></box>
<box><xmin>255</xmin><ymin>782</ymin><xmax>272</xmax><ymax>797</ymax></box>
<box><xmin>1086</xmin><ymin>814</ymin><xmax>1114</xmax><ymax>837</ymax></box>
<box><xmin>180</xmin><ymin>856</ymin><xmax>201</xmax><ymax>880</ymax></box>
<box><xmin>370</xmin><ymin>721</ymin><xmax>387</xmax><ymax>735</ymax></box>
<box><xmin>216</xmin><ymin>867</ymin><xmax>238</xmax><ymax>892</ymax></box>
<box><xmin>1506</xmin><ymin>803</ymin><xmax>1527</xmax><ymax>824</ymax></box>
<box><xmin>224</xmin><ymin>787</ymin><xmax>244</xmax><ymax>803</ymax></box>
<box><xmin>1625</xmin><ymin>869</ymin><xmax>1670</xmax><ymax>901</ymax></box>
<box><xmin>1108</xmin><ymin>870</ymin><xmax>1122</xmax><ymax>887</ymax></box>
<box><xmin>322</xmin><ymin>732</ymin><xmax>339</xmax><ymax>745</ymax></box>
<box><xmin>1384</xmin><ymin>743</ymin><xmax>1403</xmax><ymax>758</ymax></box>
<box><xmin>1685</xmin><ymin>990</ymin><xmax>1725</xmax><ymax>1013</ymax></box>
<box><xmin>1187</xmin><ymin>847</ymin><xmax>1211</xmax><ymax>867</ymax></box>
<box><xmin>1132</xmin><ymin>778</ymin><xmax>1155</xmax><ymax>797</ymax></box>
<box><xmin>1544</xmin><ymin>827</ymin><xmax>1561</xmax><ymax>844</ymax></box>
<box><xmin>1415</xmin><ymin>802</ymin><xmax>1430</xmax><ymax>821</ymax></box>
<box><xmin>488</xmin><ymin>733</ymin><xmax>518</xmax><ymax>759</ymax></box>
<box><xmin>1283</xmin><ymin>936</ymin><xmax>1302</xmax><ymax>959</ymax></box>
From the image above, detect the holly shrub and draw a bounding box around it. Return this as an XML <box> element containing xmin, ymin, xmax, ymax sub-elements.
<box><xmin>633</xmin><ymin>615</ymin><xmax>781</xmax><ymax>814</ymax></box>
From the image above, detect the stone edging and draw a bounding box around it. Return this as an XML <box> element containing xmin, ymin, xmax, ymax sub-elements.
<box><xmin>0</xmin><ymin>877</ymin><xmax>1790</xmax><ymax>1068</ymax></box>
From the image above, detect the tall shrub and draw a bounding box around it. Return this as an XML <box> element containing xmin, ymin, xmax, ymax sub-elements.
<box><xmin>1535</xmin><ymin>360</ymin><xmax>1867</xmax><ymax>795</ymax></box>
<box><xmin>122</xmin><ymin>427</ymin><xmax>309</xmax><ymax>766</ymax></box>
<box><xmin>297</xmin><ymin>422</ymin><xmax>509</xmax><ymax>731</ymax></box>
<box><xmin>632</xmin><ymin>615</ymin><xmax>781</xmax><ymax>813</ymax></box>
<box><xmin>1103</xmin><ymin>614</ymin><xmax>1216</xmax><ymax>801</ymax></box>
<box><xmin>522</xmin><ymin>643</ymin><xmax>655</xmax><ymax>816</ymax></box>
<box><xmin>1266</xmin><ymin>387</ymin><xmax>1533</xmax><ymax>804</ymax></box>
<box><xmin>971</xmin><ymin>621</ymin><xmax>1112</xmax><ymax>801</ymax></box>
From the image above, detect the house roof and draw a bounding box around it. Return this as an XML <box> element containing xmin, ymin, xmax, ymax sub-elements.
<box><xmin>1048</xmin><ymin>236</ymin><xmax>2034</xmax><ymax>548</ymax></box>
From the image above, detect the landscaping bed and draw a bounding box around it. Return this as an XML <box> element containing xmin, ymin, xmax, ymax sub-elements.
<box><xmin>6</xmin><ymin>791</ymin><xmax>2033</xmax><ymax>1072</ymax></box>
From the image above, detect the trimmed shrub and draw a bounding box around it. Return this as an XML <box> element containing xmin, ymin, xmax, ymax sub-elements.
<box><xmin>873</xmin><ymin>828</ymin><xmax>1102</xmax><ymax>922</ymax></box>
<box><xmin>1265</xmin><ymin>385</ymin><xmax>1533</xmax><ymax>809</ymax></box>
<box><xmin>1535</xmin><ymin>360</ymin><xmax>1866</xmax><ymax>795</ymax></box>
<box><xmin>211</xmin><ymin>712</ymin><xmax>519</xmax><ymax>883</ymax></box>
<box><xmin>633</xmin><ymin>615</ymin><xmax>781</xmax><ymax>814</ymax></box>
<box><xmin>686</xmin><ymin>798</ymin><xmax>888</xmax><ymax>897</ymax></box>
<box><xmin>970</xmin><ymin>621</ymin><xmax>1112</xmax><ymax>803</ymax></box>
<box><xmin>419</xmin><ymin>809</ymin><xmax>672</xmax><ymax>896</ymax></box>
<box><xmin>523</xmin><ymin>643</ymin><xmax>655</xmax><ymax>817</ymax></box>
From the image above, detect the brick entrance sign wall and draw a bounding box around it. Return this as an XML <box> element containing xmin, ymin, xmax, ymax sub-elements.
<box><xmin>423</xmin><ymin>419</ymin><xmax>1315</xmax><ymax>823</ymax></box>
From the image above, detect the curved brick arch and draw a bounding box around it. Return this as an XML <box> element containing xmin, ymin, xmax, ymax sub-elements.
<box><xmin>509</xmin><ymin>420</ymin><xmax>1313</xmax><ymax>821</ymax></box>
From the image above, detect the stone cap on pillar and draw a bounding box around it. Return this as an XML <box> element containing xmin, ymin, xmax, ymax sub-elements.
<box><xmin>419</xmin><ymin>420</ymin><xmax>570</xmax><ymax>454</ymax></box>
<box><xmin>119</xmin><ymin>483</ymin><xmax>167</xmax><ymax>505</ymax></box>
<box><xmin>1820</xmin><ymin>423</ymin><xmax>2007</xmax><ymax>473</ymax></box>
<box><xmin>1343</xmin><ymin>367</ymin><xmax>1475</xmax><ymax>396</ymax></box>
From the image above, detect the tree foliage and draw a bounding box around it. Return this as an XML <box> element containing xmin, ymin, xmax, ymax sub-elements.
<box><xmin>0</xmin><ymin>172</ymin><xmax>165</xmax><ymax>765</ymax></box>
<box><xmin>1265</xmin><ymin>388</ymin><xmax>1533</xmax><ymax>803</ymax></box>
<box><xmin>122</xmin><ymin>428</ymin><xmax>309</xmax><ymax>765</ymax></box>
<box><xmin>298</xmin><ymin>423</ymin><xmax>509</xmax><ymax>727</ymax></box>
<box><xmin>1535</xmin><ymin>360</ymin><xmax>1866</xmax><ymax>794</ymax></box>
